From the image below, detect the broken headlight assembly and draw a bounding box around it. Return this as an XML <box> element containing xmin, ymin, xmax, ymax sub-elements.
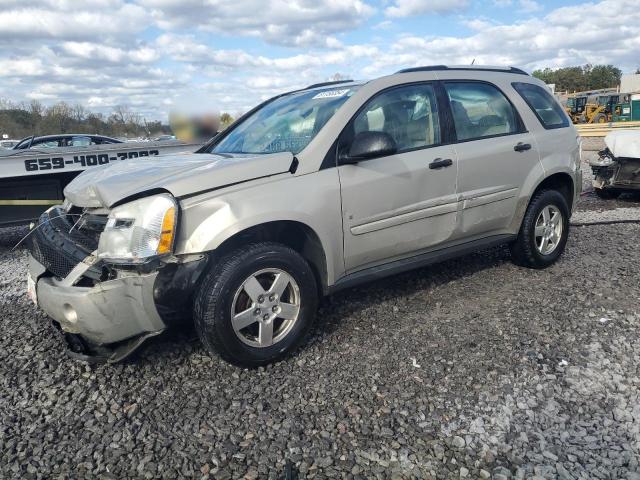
<box><xmin>593</xmin><ymin>149</ymin><xmax>615</xmax><ymax>167</ymax></box>
<box><xmin>97</xmin><ymin>194</ymin><xmax>178</xmax><ymax>264</ymax></box>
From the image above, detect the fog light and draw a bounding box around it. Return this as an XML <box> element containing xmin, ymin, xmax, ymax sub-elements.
<box><xmin>63</xmin><ymin>304</ymin><xmax>78</xmax><ymax>324</ymax></box>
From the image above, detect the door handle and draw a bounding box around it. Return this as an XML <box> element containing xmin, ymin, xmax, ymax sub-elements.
<box><xmin>429</xmin><ymin>158</ymin><xmax>453</xmax><ymax>169</ymax></box>
<box><xmin>514</xmin><ymin>142</ymin><xmax>532</xmax><ymax>152</ymax></box>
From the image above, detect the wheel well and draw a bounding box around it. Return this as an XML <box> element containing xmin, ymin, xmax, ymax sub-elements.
<box><xmin>533</xmin><ymin>173</ymin><xmax>574</xmax><ymax>211</ymax></box>
<box><xmin>214</xmin><ymin>221</ymin><xmax>328</xmax><ymax>294</ymax></box>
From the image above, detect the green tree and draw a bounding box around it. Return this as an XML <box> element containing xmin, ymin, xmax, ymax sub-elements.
<box><xmin>532</xmin><ymin>64</ymin><xmax>621</xmax><ymax>92</ymax></box>
<box><xmin>587</xmin><ymin>65</ymin><xmax>622</xmax><ymax>90</ymax></box>
<box><xmin>220</xmin><ymin>112</ymin><xmax>234</xmax><ymax>130</ymax></box>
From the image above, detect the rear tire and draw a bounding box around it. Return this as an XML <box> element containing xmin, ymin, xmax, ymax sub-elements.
<box><xmin>194</xmin><ymin>242</ymin><xmax>318</xmax><ymax>367</ymax></box>
<box><xmin>595</xmin><ymin>188</ymin><xmax>621</xmax><ymax>199</ymax></box>
<box><xmin>510</xmin><ymin>189</ymin><xmax>570</xmax><ymax>269</ymax></box>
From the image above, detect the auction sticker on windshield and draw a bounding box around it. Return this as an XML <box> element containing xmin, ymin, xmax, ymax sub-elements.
<box><xmin>312</xmin><ymin>89</ymin><xmax>350</xmax><ymax>99</ymax></box>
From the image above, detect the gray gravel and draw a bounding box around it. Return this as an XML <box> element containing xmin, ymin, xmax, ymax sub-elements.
<box><xmin>2</xmin><ymin>185</ymin><xmax>640</xmax><ymax>478</ymax></box>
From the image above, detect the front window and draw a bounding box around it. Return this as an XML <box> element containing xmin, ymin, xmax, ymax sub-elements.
<box><xmin>353</xmin><ymin>83</ymin><xmax>441</xmax><ymax>152</ymax></box>
<box><xmin>212</xmin><ymin>85</ymin><xmax>360</xmax><ymax>155</ymax></box>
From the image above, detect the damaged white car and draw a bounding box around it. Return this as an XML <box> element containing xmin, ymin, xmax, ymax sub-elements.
<box><xmin>590</xmin><ymin>130</ymin><xmax>640</xmax><ymax>199</ymax></box>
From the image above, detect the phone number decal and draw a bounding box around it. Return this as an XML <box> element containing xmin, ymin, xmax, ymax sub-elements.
<box><xmin>23</xmin><ymin>150</ymin><xmax>160</xmax><ymax>172</ymax></box>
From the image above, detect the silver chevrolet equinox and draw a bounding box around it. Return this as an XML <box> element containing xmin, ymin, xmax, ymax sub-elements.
<box><xmin>26</xmin><ymin>66</ymin><xmax>582</xmax><ymax>366</ymax></box>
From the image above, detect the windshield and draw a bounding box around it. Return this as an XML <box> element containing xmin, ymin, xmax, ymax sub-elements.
<box><xmin>212</xmin><ymin>85</ymin><xmax>360</xmax><ymax>155</ymax></box>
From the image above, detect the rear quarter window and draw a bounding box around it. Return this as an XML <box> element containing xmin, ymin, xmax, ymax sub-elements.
<box><xmin>512</xmin><ymin>82</ymin><xmax>570</xmax><ymax>130</ymax></box>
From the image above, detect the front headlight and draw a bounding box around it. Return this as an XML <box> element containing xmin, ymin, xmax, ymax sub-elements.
<box><xmin>97</xmin><ymin>194</ymin><xmax>178</xmax><ymax>263</ymax></box>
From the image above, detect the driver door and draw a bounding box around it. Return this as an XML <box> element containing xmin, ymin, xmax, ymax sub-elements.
<box><xmin>338</xmin><ymin>83</ymin><xmax>459</xmax><ymax>272</ymax></box>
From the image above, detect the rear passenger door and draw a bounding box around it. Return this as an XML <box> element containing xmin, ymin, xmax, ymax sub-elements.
<box><xmin>444</xmin><ymin>81</ymin><xmax>540</xmax><ymax>238</ymax></box>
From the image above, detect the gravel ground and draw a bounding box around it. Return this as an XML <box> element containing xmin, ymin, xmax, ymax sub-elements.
<box><xmin>1</xmin><ymin>163</ymin><xmax>640</xmax><ymax>479</ymax></box>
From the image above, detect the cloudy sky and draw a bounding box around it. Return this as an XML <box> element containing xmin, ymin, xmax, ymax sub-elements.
<box><xmin>0</xmin><ymin>0</ymin><xmax>638</xmax><ymax>120</ymax></box>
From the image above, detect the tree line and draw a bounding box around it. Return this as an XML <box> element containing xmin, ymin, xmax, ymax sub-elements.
<box><xmin>532</xmin><ymin>64</ymin><xmax>623</xmax><ymax>93</ymax></box>
<box><xmin>0</xmin><ymin>99</ymin><xmax>171</xmax><ymax>140</ymax></box>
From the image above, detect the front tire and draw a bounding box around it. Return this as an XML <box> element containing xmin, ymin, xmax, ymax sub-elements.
<box><xmin>510</xmin><ymin>189</ymin><xmax>570</xmax><ymax>269</ymax></box>
<box><xmin>194</xmin><ymin>242</ymin><xmax>318</xmax><ymax>367</ymax></box>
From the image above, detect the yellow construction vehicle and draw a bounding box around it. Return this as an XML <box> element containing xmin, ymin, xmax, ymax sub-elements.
<box><xmin>565</xmin><ymin>96</ymin><xmax>588</xmax><ymax>123</ymax></box>
<box><xmin>564</xmin><ymin>89</ymin><xmax>620</xmax><ymax>124</ymax></box>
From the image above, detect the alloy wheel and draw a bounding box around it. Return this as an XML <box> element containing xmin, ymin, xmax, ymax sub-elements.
<box><xmin>230</xmin><ymin>268</ymin><xmax>301</xmax><ymax>348</ymax></box>
<box><xmin>534</xmin><ymin>205</ymin><xmax>563</xmax><ymax>255</ymax></box>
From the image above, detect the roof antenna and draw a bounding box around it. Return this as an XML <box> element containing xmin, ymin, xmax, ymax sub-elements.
<box><xmin>471</xmin><ymin>58</ymin><xmax>476</xmax><ymax>65</ymax></box>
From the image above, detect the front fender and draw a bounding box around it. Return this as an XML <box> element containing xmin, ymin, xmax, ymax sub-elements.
<box><xmin>175</xmin><ymin>169</ymin><xmax>345</xmax><ymax>285</ymax></box>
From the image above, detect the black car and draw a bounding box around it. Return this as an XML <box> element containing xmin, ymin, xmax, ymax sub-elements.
<box><xmin>13</xmin><ymin>134</ymin><xmax>122</xmax><ymax>150</ymax></box>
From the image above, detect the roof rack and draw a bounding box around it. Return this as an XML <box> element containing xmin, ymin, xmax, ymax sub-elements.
<box><xmin>305</xmin><ymin>79</ymin><xmax>354</xmax><ymax>89</ymax></box>
<box><xmin>396</xmin><ymin>65</ymin><xmax>529</xmax><ymax>76</ymax></box>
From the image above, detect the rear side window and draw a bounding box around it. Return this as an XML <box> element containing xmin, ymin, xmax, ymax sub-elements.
<box><xmin>512</xmin><ymin>82</ymin><xmax>569</xmax><ymax>130</ymax></box>
<box><xmin>34</xmin><ymin>139</ymin><xmax>62</xmax><ymax>148</ymax></box>
<box><xmin>69</xmin><ymin>136</ymin><xmax>93</xmax><ymax>147</ymax></box>
<box><xmin>444</xmin><ymin>82</ymin><xmax>521</xmax><ymax>141</ymax></box>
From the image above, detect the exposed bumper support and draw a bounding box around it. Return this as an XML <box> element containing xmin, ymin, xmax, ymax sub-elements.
<box><xmin>60</xmin><ymin>329</ymin><xmax>164</xmax><ymax>364</ymax></box>
<box><xmin>590</xmin><ymin>150</ymin><xmax>640</xmax><ymax>192</ymax></box>
<box><xmin>29</xmin><ymin>254</ymin><xmax>167</xmax><ymax>360</ymax></box>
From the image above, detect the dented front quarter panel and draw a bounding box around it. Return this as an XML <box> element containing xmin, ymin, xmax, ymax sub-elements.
<box><xmin>174</xmin><ymin>168</ymin><xmax>345</xmax><ymax>285</ymax></box>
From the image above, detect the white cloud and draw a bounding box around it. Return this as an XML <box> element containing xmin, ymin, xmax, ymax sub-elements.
<box><xmin>519</xmin><ymin>0</ymin><xmax>542</xmax><ymax>13</ymax></box>
<box><xmin>365</xmin><ymin>0</ymin><xmax>640</xmax><ymax>75</ymax></box>
<box><xmin>156</xmin><ymin>33</ymin><xmax>378</xmax><ymax>73</ymax></box>
<box><xmin>0</xmin><ymin>1</ymin><xmax>146</xmax><ymax>43</ymax></box>
<box><xmin>138</xmin><ymin>0</ymin><xmax>374</xmax><ymax>47</ymax></box>
<box><xmin>0</xmin><ymin>0</ymin><xmax>638</xmax><ymax>121</ymax></box>
<box><xmin>374</xmin><ymin>20</ymin><xmax>394</xmax><ymax>30</ymax></box>
<box><xmin>60</xmin><ymin>42</ymin><xmax>159</xmax><ymax>64</ymax></box>
<box><xmin>493</xmin><ymin>0</ymin><xmax>543</xmax><ymax>13</ymax></box>
<box><xmin>0</xmin><ymin>58</ymin><xmax>46</xmax><ymax>77</ymax></box>
<box><xmin>385</xmin><ymin>0</ymin><xmax>469</xmax><ymax>17</ymax></box>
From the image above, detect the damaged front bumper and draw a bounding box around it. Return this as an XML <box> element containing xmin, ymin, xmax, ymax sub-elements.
<box><xmin>590</xmin><ymin>149</ymin><xmax>640</xmax><ymax>192</ymax></box>
<box><xmin>29</xmin><ymin>254</ymin><xmax>166</xmax><ymax>363</ymax></box>
<box><xmin>26</xmin><ymin>208</ymin><xmax>206</xmax><ymax>363</ymax></box>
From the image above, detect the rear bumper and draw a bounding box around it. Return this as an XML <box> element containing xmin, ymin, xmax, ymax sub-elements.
<box><xmin>29</xmin><ymin>254</ymin><xmax>166</xmax><ymax>350</ymax></box>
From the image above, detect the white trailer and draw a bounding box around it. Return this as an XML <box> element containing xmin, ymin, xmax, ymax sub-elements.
<box><xmin>0</xmin><ymin>140</ymin><xmax>201</xmax><ymax>226</ymax></box>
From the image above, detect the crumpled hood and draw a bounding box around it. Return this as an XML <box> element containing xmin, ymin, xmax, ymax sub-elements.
<box><xmin>64</xmin><ymin>151</ymin><xmax>295</xmax><ymax>208</ymax></box>
<box><xmin>605</xmin><ymin>130</ymin><xmax>640</xmax><ymax>159</ymax></box>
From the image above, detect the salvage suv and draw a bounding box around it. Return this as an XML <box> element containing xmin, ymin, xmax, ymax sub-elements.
<box><xmin>26</xmin><ymin>66</ymin><xmax>581</xmax><ymax>366</ymax></box>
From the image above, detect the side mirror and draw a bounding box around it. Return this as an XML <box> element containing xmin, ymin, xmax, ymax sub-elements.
<box><xmin>341</xmin><ymin>131</ymin><xmax>397</xmax><ymax>164</ymax></box>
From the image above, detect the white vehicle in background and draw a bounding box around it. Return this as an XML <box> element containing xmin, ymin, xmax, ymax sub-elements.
<box><xmin>1</xmin><ymin>139</ymin><xmax>19</xmax><ymax>149</ymax></box>
<box><xmin>0</xmin><ymin>135</ymin><xmax>203</xmax><ymax>226</ymax></box>
<box><xmin>11</xmin><ymin>134</ymin><xmax>122</xmax><ymax>150</ymax></box>
<box><xmin>590</xmin><ymin>130</ymin><xmax>640</xmax><ymax>198</ymax></box>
